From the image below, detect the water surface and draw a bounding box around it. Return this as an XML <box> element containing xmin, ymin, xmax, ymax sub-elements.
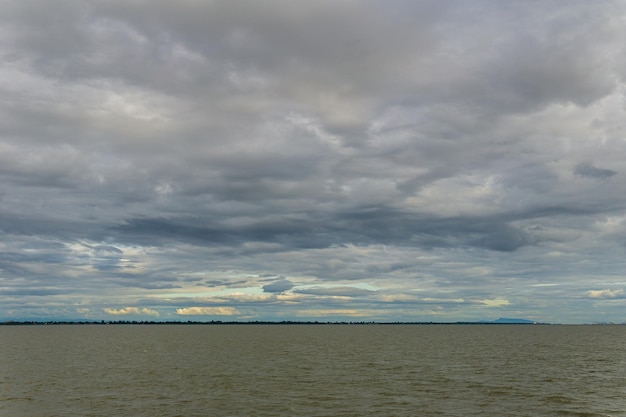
<box><xmin>1</xmin><ymin>324</ymin><xmax>624</xmax><ymax>416</ymax></box>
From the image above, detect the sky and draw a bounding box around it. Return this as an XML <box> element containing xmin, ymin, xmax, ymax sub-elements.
<box><xmin>1</xmin><ymin>1</ymin><xmax>626</xmax><ymax>324</ymax></box>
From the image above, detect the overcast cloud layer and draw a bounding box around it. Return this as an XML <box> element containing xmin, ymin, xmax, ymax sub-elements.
<box><xmin>2</xmin><ymin>1</ymin><xmax>626</xmax><ymax>323</ymax></box>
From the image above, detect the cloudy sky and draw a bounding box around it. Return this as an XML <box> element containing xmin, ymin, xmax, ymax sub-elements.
<box><xmin>1</xmin><ymin>0</ymin><xmax>625</xmax><ymax>323</ymax></box>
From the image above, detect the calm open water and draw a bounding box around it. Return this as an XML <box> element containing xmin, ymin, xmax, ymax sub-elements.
<box><xmin>1</xmin><ymin>324</ymin><xmax>625</xmax><ymax>416</ymax></box>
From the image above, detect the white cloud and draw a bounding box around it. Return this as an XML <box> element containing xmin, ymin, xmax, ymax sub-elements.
<box><xmin>176</xmin><ymin>307</ymin><xmax>240</xmax><ymax>316</ymax></box>
<box><xmin>586</xmin><ymin>289</ymin><xmax>624</xmax><ymax>299</ymax></box>
<box><xmin>296</xmin><ymin>309</ymin><xmax>369</xmax><ymax>318</ymax></box>
<box><xmin>103</xmin><ymin>307</ymin><xmax>159</xmax><ymax>316</ymax></box>
<box><xmin>379</xmin><ymin>294</ymin><xmax>421</xmax><ymax>303</ymax></box>
<box><xmin>478</xmin><ymin>298</ymin><xmax>511</xmax><ymax>307</ymax></box>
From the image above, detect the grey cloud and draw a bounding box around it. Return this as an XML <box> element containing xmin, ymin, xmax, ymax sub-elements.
<box><xmin>443</xmin><ymin>1</ymin><xmax>622</xmax><ymax>112</ymax></box>
<box><xmin>294</xmin><ymin>286</ymin><xmax>375</xmax><ymax>297</ymax></box>
<box><xmin>106</xmin><ymin>210</ymin><xmax>538</xmax><ymax>253</ymax></box>
<box><xmin>574</xmin><ymin>163</ymin><xmax>617</xmax><ymax>179</ymax></box>
<box><xmin>116</xmin><ymin>281</ymin><xmax>181</xmax><ymax>291</ymax></box>
<box><xmin>92</xmin><ymin>245</ymin><xmax>123</xmax><ymax>255</ymax></box>
<box><xmin>111</xmin><ymin>218</ymin><xmax>234</xmax><ymax>246</ymax></box>
<box><xmin>470</xmin><ymin>224</ymin><xmax>532</xmax><ymax>252</ymax></box>
<box><xmin>262</xmin><ymin>279</ymin><xmax>294</xmax><ymax>294</ymax></box>
<box><xmin>0</xmin><ymin>288</ymin><xmax>68</xmax><ymax>297</ymax></box>
<box><xmin>199</xmin><ymin>279</ymin><xmax>250</xmax><ymax>288</ymax></box>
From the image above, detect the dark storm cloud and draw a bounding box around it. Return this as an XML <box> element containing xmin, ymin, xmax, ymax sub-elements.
<box><xmin>2</xmin><ymin>0</ymin><xmax>626</xmax><ymax>323</ymax></box>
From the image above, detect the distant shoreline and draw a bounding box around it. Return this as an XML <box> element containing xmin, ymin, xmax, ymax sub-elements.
<box><xmin>4</xmin><ymin>320</ymin><xmax>625</xmax><ymax>325</ymax></box>
<box><xmin>0</xmin><ymin>320</ymin><xmax>556</xmax><ymax>326</ymax></box>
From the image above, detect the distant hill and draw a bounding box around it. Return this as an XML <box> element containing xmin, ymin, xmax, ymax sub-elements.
<box><xmin>491</xmin><ymin>317</ymin><xmax>536</xmax><ymax>324</ymax></box>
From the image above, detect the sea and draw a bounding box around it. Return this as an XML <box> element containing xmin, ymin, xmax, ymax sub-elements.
<box><xmin>1</xmin><ymin>324</ymin><xmax>624</xmax><ymax>417</ymax></box>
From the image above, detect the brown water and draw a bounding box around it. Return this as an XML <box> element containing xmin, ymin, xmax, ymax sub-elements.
<box><xmin>1</xmin><ymin>324</ymin><xmax>625</xmax><ymax>416</ymax></box>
